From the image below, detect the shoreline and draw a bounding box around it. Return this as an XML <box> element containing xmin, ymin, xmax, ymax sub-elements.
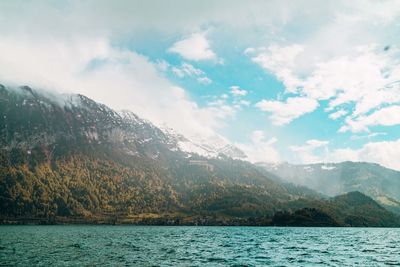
<box><xmin>1</xmin><ymin>218</ymin><xmax>398</xmax><ymax>228</ymax></box>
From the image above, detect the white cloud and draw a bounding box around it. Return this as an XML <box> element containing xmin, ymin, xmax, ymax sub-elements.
<box><xmin>255</xmin><ymin>97</ymin><xmax>318</xmax><ymax>125</ymax></box>
<box><xmin>171</xmin><ymin>67</ymin><xmax>185</xmax><ymax>78</ymax></box>
<box><xmin>155</xmin><ymin>59</ymin><xmax>170</xmax><ymax>72</ymax></box>
<box><xmin>246</xmin><ymin>0</ymin><xmax>400</xmax><ymax>131</ymax></box>
<box><xmin>341</xmin><ymin>0</ymin><xmax>400</xmax><ymax>24</ymax></box>
<box><xmin>350</xmin><ymin>132</ymin><xmax>387</xmax><ymax>140</ymax></box>
<box><xmin>206</xmin><ymin>98</ymin><xmax>236</xmax><ymax>120</ymax></box>
<box><xmin>291</xmin><ymin>139</ymin><xmax>329</xmax><ymax>153</ymax></box>
<box><xmin>197</xmin><ymin>76</ymin><xmax>212</xmax><ymax>85</ymax></box>
<box><xmin>304</xmin><ymin>47</ymin><xmax>399</xmax><ymax>105</ymax></box>
<box><xmin>251</xmin><ymin>45</ymin><xmax>304</xmax><ymax>93</ymax></box>
<box><xmin>290</xmin><ymin>139</ymin><xmax>330</xmax><ymax>164</ymax></box>
<box><xmin>221</xmin><ymin>94</ymin><xmax>229</xmax><ymax>99</ymax></box>
<box><xmin>329</xmin><ymin>109</ymin><xmax>347</xmax><ymax>120</ymax></box>
<box><xmin>329</xmin><ymin>139</ymin><xmax>400</xmax><ymax>171</ymax></box>
<box><xmin>205</xmin><ymin>87</ymin><xmax>250</xmax><ymax>115</ymax></box>
<box><xmin>171</xmin><ymin>62</ymin><xmax>212</xmax><ymax>85</ymax></box>
<box><xmin>230</xmin><ymin>86</ymin><xmax>247</xmax><ymax>96</ymax></box>
<box><xmin>172</xmin><ymin>63</ymin><xmax>202</xmax><ymax>78</ymax></box>
<box><xmin>206</xmin><ymin>91</ymin><xmax>250</xmax><ymax>120</ymax></box>
<box><xmin>244</xmin><ymin>47</ymin><xmax>256</xmax><ymax>55</ymax></box>
<box><xmin>235</xmin><ymin>130</ymin><xmax>280</xmax><ymax>163</ymax></box>
<box><xmin>289</xmin><ymin>137</ymin><xmax>400</xmax><ymax>171</ymax></box>
<box><xmin>179</xmin><ymin>62</ymin><xmax>204</xmax><ymax>76</ymax></box>
<box><xmin>238</xmin><ymin>100</ymin><xmax>251</xmax><ymax>106</ymax></box>
<box><xmin>168</xmin><ymin>33</ymin><xmax>216</xmax><ymax>61</ymax></box>
<box><xmin>307</xmin><ymin>47</ymin><xmax>400</xmax><ymax>132</ymax></box>
<box><xmin>250</xmin><ymin>44</ymin><xmax>400</xmax><ymax>131</ymax></box>
<box><xmin>0</xmin><ymin>0</ymin><xmax>347</xmax><ymax>39</ymax></box>
<box><xmin>339</xmin><ymin>105</ymin><xmax>400</xmax><ymax>133</ymax></box>
<box><xmin>306</xmin><ymin>140</ymin><xmax>330</xmax><ymax>148</ymax></box>
<box><xmin>0</xmin><ymin>36</ymin><xmax>226</xmax><ymax>139</ymax></box>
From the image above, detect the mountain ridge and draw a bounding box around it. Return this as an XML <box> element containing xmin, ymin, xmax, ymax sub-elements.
<box><xmin>1</xmin><ymin>84</ymin><xmax>399</xmax><ymax>227</ymax></box>
<box><xmin>259</xmin><ymin>161</ymin><xmax>400</xmax><ymax>214</ymax></box>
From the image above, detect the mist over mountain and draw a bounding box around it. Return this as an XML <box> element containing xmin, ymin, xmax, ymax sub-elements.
<box><xmin>0</xmin><ymin>84</ymin><xmax>399</xmax><ymax>227</ymax></box>
<box><xmin>259</xmin><ymin>161</ymin><xmax>400</xmax><ymax>214</ymax></box>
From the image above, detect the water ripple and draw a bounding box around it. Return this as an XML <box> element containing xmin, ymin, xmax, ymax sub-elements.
<box><xmin>0</xmin><ymin>226</ymin><xmax>399</xmax><ymax>266</ymax></box>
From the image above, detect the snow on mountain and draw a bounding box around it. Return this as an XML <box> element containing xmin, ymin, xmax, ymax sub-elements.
<box><xmin>2</xmin><ymin>84</ymin><xmax>247</xmax><ymax>161</ymax></box>
<box><xmin>320</xmin><ymin>165</ymin><xmax>336</xmax><ymax>170</ymax></box>
<box><xmin>160</xmin><ymin>125</ymin><xmax>246</xmax><ymax>159</ymax></box>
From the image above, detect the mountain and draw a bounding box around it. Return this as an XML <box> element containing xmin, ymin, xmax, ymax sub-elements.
<box><xmin>273</xmin><ymin>191</ymin><xmax>399</xmax><ymax>227</ymax></box>
<box><xmin>160</xmin><ymin>126</ymin><xmax>246</xmax><ymax>159</ymax></box>
<box><xmin>0</xmin><ymin>84</ymin><xmax>309</xmax><ymax>220</ymax></box>
<box><xmin>0</xmin><ymin>84</ymin><xmax>399</xmax><ymax>226</ymax></box>
<box><xmin>259</xmin><ymin>162</ymin><xmax>400</xmax><ymax>214</ymax></box>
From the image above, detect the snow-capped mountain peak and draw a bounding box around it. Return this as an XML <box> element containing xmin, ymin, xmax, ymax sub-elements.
<box><xmin>160</xmin><ymin>125</ymin><xmax>246</xmax><ymax>159</ymax></box>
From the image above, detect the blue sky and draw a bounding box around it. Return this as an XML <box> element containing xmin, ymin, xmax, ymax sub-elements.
<box><xmin>0</xmin><ymin>0</ymin><xmax>400</xmax><ymax>169</ymax></box>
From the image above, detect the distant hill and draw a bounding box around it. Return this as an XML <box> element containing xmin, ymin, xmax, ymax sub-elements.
<box><xmin>259</xmin><ymin>162</ymin><xmax>400</xmax><ymax>214</ymax></box>
<box><xmin>272</xmin><ymin>192</ymin><xmax>400</xmax><ymax>227</ymax></box>
<box><xmin>0</xmin><ymin>84</ymin><xmax>399</xmax><ymax>227</ymax></box>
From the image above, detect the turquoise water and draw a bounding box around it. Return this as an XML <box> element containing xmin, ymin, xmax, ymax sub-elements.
<box><xmin>0</xmin><ymin>226</ymin><xmax>399</xmax><ymax>266</ymax></box>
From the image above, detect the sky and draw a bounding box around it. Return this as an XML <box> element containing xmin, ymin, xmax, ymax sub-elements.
<box><xmin>0</xmin><ymin>0</ymin><xmax>400</xmax><ymax>170</ymax></box>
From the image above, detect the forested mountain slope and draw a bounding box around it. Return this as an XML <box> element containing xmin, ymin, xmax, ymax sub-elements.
<box><xmin>1</xmin><ymin>84</ymin><xmax>398</xmax><ymax>227</ymax></box>
<box><xmin>260</xmin><ymin>162</ymin><xmax>400</xmax><ymax>214</ymax></box>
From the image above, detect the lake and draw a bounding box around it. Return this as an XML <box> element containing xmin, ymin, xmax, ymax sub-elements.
<box><xmin>0</xmin><ymin>226</ymin><xmax>399</xmax><ymax>266</ymax></box>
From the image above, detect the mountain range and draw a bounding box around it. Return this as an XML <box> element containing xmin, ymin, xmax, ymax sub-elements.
<box><xmin>0</xmin><ymin>84</ymin><xmax>399</xmax><ymax>227</ymax></box>
<box><xmin>259</xmin><ymin>162</ymin><xmax>400</xmax><ymax>214</ymax></box>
